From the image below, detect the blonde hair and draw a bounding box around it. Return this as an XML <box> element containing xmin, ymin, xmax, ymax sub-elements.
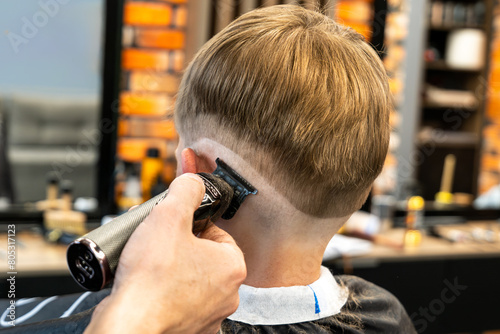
<box><xmin>175</xmin><ymin>5</ymin><xmax>391</xmax><ymax>218</ymax></box>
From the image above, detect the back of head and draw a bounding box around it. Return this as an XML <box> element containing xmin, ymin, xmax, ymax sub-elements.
<box><xmin>175</xmin><ymin>5</ymin><xmax>391</xmax><ymax>218</ymax></box>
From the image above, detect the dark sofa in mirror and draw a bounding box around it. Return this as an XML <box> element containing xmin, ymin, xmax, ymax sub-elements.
<box><xmin>0</xmin><ymin>0</ymin><xmax>123</xmax><ymax>227</ymax></box>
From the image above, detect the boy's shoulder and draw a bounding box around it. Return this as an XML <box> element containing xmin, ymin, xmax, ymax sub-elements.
<box><xmin>333</xmin><ymin>274</ymin><xmax>416</xmax><ymax>333</ymax></box>
<box><xmin>220</xmin><ymin>274</ymin><xmax>417</xmax><ymax>334</ymax></box>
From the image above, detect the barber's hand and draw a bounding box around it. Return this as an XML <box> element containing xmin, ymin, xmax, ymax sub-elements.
<box><xmin>85</xmin><ymin>174</ymin><xmax>246</xmax><ymax>334</ymax></box>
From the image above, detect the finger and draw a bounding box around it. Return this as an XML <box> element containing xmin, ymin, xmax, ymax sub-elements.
<box><xmin>199</xmin><ymin>223</ymin><xmax>239</xmax><ymax>246</ymax></box>
<box><xmin>145</xmin><ymin>173</ymin><xmax>205</xmax><ymax>233</ymax></box>
<box><xmin>198</xmin><ymin>224</ymin><xmax>247</xmax><ymax>283</ymax></box>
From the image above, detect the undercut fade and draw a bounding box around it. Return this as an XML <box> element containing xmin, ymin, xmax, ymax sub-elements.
<box><xmin>175</xmin><ymin>5</ymin><xmax>391</xmax><ymax>218</ymax></box>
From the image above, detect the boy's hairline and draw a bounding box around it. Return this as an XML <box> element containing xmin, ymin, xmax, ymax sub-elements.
<box><xmin>180</xmin><ymin>135</ymin><xmax>351</xmax><ymax>226</ymax></box>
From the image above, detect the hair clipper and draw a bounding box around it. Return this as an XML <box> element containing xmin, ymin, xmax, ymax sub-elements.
<box><xmin>67</xmin><ymin>158</ymin><xmax>257</xmax><ymax>291</ymax></box>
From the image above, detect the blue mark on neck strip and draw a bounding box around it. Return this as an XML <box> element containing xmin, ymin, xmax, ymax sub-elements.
<box><xmin>308</xmin><ymin>285</ymin><xmax>321</xmax><ymax>314</ymax></box>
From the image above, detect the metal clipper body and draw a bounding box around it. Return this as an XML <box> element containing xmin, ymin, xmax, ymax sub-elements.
<box><xmin>67</xmin><ymin>159</ymin><xmax>257</xmax><ymax>291</ymax></box>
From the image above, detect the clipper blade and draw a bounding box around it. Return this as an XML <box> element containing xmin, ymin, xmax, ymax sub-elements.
<box><xmin>213</xmin><ymin>158</ymin><xmax>258</xmax><ymax>219</ymax></box>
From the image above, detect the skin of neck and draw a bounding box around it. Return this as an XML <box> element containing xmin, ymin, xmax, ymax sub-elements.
<box><xmin>176</xmin><ymin>137</ymin><xmax>350</xmax><ymax>288</ymax></box>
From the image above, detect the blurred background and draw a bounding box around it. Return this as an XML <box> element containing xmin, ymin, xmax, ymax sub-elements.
<box><xmin>0</xmin><ymin>1</ymin><xmax>102</xmax><ymax>204</ymax></box>
<box><xmin>1</xmin><ymin>1</ymin><xmax>500</xmax><ymax>333</ymax></box>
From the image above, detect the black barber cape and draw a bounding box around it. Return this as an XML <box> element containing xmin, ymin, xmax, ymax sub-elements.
<box><xmin>0</xmin><ymin>273</ymin><xmax>416</xmax><ymax>333</ymax></box>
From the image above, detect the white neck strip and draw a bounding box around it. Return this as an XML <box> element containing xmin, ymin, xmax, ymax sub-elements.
<box><xmin>227</xmin><ymin>266</ymin><xmax>348</xmax><ymax>325</ymax></box>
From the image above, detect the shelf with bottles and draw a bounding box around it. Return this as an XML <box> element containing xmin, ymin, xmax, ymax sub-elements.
<box><xmin>429</xmin><ymin>23</ymin><xmax>486</xmax><ymax>31</ymax></box>
<box><xmin>415</xmin><ymin>0</ymin><xmax>492</xmax><ymax>206</ymax></box>
<box><xmin>421</xmin><ymin>101</ymin><xmax>479</xmax><ymax>110</ymax></box>
<box><xmin>114</xmin><ymin>143</ymin><xmax>177</xmax><ymax>213</ymax></box>
<box><xmin>417</xmin><ymin>128</ymin><xmax>479</xmax><ymax>148</ymax></box>
<box><xmin>425</xmin><ymin>0</ymin><xmax>490</xmax><ymax>75</ymax></box>
<box><xmin>420</xmin><ymin>67</ymin><xmax>487</xmax><ymax>141</ymax></box>
<box><xmin>429</xmin><ymin>1</ymin><xmax>487</xmax><ymax>30</ymax></box>
<box><xmin>390</xmin><ymin>0</ymin><xmax>496</xmax><ymax>217</ymax></box>
<box><xmin>424</xmin><ymin>31</ymin><xmax>487</xmax><ymax>73</ymax></box>
<box><xmin>422</xmin><ymin>69</ymin><xmax>485</xmax><ymax>109</ymax></box>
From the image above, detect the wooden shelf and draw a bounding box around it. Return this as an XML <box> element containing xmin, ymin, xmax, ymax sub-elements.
<box><xmin>422</xmin><ymin>101</ymin><xmax>478</xmax><ymax>110</ymax></box>
<box><xmin>425</xmin><ymin>60</ymin><xmax>482</xmax><ymax>72</ymax></box>
<box><xmin>417</xmin><ymin>131</ymin><xmax>479</xmax><ymax>148</ymax></box>
<box><xmin>430</xmin><ymin>24</ymin><xmax>485</xmax><ymax>31</ymax></box>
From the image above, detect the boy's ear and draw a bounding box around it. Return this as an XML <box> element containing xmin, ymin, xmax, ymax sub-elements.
<box><xmin>180</xmin><ymin>148</ymin><xmax>216</xmax><ymax>174</ymax></box>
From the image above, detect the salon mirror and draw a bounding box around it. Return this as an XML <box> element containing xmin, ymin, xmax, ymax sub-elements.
<box><xmin>0</xmin><ymin>0</ymin><xmax>122</xmax><ymax>221</ymax></box>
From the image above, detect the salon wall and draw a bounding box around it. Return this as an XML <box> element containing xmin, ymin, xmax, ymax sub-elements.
<box><xmin>114</xmin><ymin>0</ymin><xmax>187</xmax><ymax>207</ymax></box>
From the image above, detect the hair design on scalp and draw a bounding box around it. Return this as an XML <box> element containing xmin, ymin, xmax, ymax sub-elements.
<box><xmin>175</xmin><ymin>5</ymin><xmax>391</xmax><ymax>218</ymax></box>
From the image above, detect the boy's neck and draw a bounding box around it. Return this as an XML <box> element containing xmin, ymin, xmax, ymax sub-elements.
<box><xmin>216</xmin><ymin>208</ymin><xmax>341</xmax><ymax>288</ymax></box>
<box><xmin>239</xmin><ymin>238</ymin><xmax>327</xmax><ymax>288</ymax></box>
<box><xmin>187</xmin><ymin>138</ymin><xmax>347</xmax><ymax>287</ymax></box>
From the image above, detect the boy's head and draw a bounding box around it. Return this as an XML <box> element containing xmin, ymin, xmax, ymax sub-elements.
<box><xmin>175</xmin><ymin>5</ymin><xmax>391</xmax><ymax>218</ymax></box>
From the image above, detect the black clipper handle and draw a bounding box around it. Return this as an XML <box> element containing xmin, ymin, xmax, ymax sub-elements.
<box><xmin>66</xmin><ymin>173</ymin><xmax>233</xmax><ymax>291</ymax></box>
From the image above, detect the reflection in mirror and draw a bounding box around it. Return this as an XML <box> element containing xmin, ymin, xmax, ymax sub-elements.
<box><xmin>0</xmin><ymin>1</ymin><xmax>104</xmax><ymax>212</ymax></box>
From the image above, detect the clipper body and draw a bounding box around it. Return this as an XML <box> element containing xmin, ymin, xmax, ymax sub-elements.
<box><xmin>67</xmin><ymin>159</ymin><xmax>256</xmax><ymax>291</ymax></box>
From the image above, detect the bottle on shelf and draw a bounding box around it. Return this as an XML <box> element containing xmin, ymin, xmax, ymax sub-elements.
<box><xmin>435</xmin><ymin>154</ymin><xmax>456</xmax><ymax>207</ymax></box>
<box><xmin>36</xmin><ymin>172</ymin><xmax>60</xmax><ymax>211</ymax></box>
<box><xmin>44</xmin><ymin>180</ymin><xmax>87</xmax><ymax>236</ymax></box>
<box><xmin>141</xmin><ymin>148</ymin><xmax>163</xmax><ymax>202</ymax></box>
<box><xmin>118</xmin><ymin>164</ymin><xmax>143</xmax><ymax>213</ymax></box>
<box><xmin>404</xmin><ymin>196</ymin><xmax>425</xmax><ymax>249</ymax></box>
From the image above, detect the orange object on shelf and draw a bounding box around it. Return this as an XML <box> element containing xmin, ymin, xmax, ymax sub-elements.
<box><xmin>141</xmin><ymin>148</ymin><xmax>164</xmax><ymax>201</ymax></box>
<box><xmin>482</xmin><ymin>125</ymin><xmax>500</xmax><ymax>140</ymax></box>
<box><xmin>122</xmin><ymin>49</ymin><xmax>170</xmax><ymax>71</ymax></box>
<box><xmin>118</xmin><ymin>118</ymin><xmax>178</xmax><ymax>140</ymax></box>
<box><xmin>341</xmin><ymin>22</ymin><xmax>372</xmax><ymax>40</ymax></box>
<box><xmin>122</xmin><ymin>49</ymin><xmax>184</xmax><ymax>72</ymax></box>
<box><xmin>117</xmin><ymin>138</ymin><xmax>176</xmax><ymax>163</ymax></box>
<box><xmin>158</xmin><ymin>0</ymin><xmax>187</xmax><ymax>3</ymax></box>
<box><xmin>486</xmin><ymin>95</ymin><xmax>500</xmax><ymax>121</ymax></box>
<box><xmin>488</xmin><ymin>65</ymin><xmax>500</xmax><ymax>87</ymax></box>
<box><xmin>124</xmin><ymin>2</ymin><xmax>172</xmax><ymax>26</ymax></box>
<box><xmin>404</xmin><ymin>196</ymin><xmax>424</xmax><ymax>248</ymax></box>
<box><xmin>173</xmin><ymin>5</ymin><xmax>187</xmax><ymax>28</ymax></box>
<box><xmin>135</xmin><ymin>29</ymin><xmax>185</xmax><ymax>49</ymax></box>
<box><xmin>129</xmin><ymin>71</ymin><xmax>181</xmax><ymax>93</ymax></box>
<box><xmin>122</xmin><ymin>48</ymin><xmax>170</xmax><ymax>71</ymax></box>
<box><xmin>153</xmin><ymin>120</ymin><xmax>177</xmax><ymax>139</ymax></box>
<box><xmin>120</xmin><ymin>92</ymin><xmax>173</xmax><ymax>117</ymax></box>
<box><xmin>336</xmin><ymin>1</ymin><xmax>373</xmax><ymax>23</ymax></box>
<box><xmin>481</xmin><ymin>154</ymin><xmax>500</xmax><ymax>172</ymax></box>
